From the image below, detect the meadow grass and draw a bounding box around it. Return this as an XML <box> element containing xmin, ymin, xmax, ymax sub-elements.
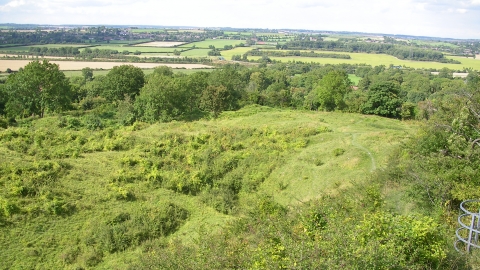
<box><xmin>218</xmin><ymin>108</ymin><xmax>416</xmax><ymax>205</ymax></box>
<box><xmin>220</xmin><ymin>47</ymin><xmax>253</xmax><ymax>59</ymax></box>
<box><xmin>323</xmin><ymin>37</ymin><xmax>339</xmax><ymax>41</ymax></box>
<box><xmin>84</xmin><ymin>45</ymin><xmax>180</xmax><ymax>53</ymax></box>
<box><xmin>412</xmin><ymin>40</ymin><xmax>459</xmax><ymax>48</ymax></box>
<box><xmin>348</xmin><ymin>74</ymin><xmax>361</xmax><ymax>85</ymax></box>
<box><xmin>224</xmin><ymin>31</ymin><xmax>253</xmax><ymax>36</ymax></box>
<box><xmin>180</xmin><ymin>49</ymin><xmax>211</xmax><ymax>57</ymax></box>
<box><xmin>179</xmin><ymin>39</ymin><xmax>245</xmax><ymax>49</ymax></box>
<box><xmin>244</xmin><ymin>50</ymin><xmax>480</xmax><ymax>70</ymax></box>
<box><xmin>0</xmin><ymin>106</ymin><xmax>415</xmax><ymax>268</ymax></box>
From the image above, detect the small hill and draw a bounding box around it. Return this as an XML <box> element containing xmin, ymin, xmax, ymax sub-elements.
<box><xmin>0</xmin><ymin>105</ymin><xmax>416</xmax><ymax>269</ymax></box>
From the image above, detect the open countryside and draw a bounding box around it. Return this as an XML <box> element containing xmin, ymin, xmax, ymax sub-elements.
<box><xmin>1</xmin><ymin>2</ymin><xmax>480</xmax><ymax>268</ymax></box>
<box><xmin>0</xmin><ymin>60</ymin><xmax>213</xmax><ymax>70</ymax></box>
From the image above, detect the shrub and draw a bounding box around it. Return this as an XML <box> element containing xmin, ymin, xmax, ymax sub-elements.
<box><xmin>333</xmin><ymin>148</ymin><xmax>345</xmax><ymax>156</ymax></box>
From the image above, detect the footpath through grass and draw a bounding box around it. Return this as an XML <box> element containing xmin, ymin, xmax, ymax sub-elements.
<box><xmin>0</xmin><ymin>106</ymin><xmax>416</xmax><ymax>269</ymax></box>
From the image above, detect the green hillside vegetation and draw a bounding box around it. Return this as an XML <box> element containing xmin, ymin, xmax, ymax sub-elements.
<box><xmin>0</xmin><ymin>106</ymin><xmax>417</xmax><ymax>269</ymax></box>
<box><xmin>1</xmin><ymin>60</ymin><xmax>480</xmax><ymax>268</ymax></box>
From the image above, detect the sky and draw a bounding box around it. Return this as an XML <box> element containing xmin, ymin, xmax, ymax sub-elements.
<box><xmin>0</xmin><ymin>0</ymin><xmax>479</xmax><ymax>39</ymax></box>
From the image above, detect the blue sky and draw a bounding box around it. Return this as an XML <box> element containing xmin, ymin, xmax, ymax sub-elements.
<box><xmin>0</xmin><ymin>0</ymin><xmax>479</xmax><ymax>39</ymax></box>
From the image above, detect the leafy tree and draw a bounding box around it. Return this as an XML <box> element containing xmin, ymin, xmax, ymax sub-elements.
<box><xmin>362</xmin><ymin>81</ymin><xmax>403</xmax><ymax>118</ymax></box>
<box><xmin>103</xmin><ymin>65</ymin><xmax>145</xmax><ymax>102</ymax></box>
<box><xmin>81</xmin><ymin>67</ymin><xmax>94</xmax><ymax>82</ymax></box>
<box><xmin>0</xmin><ymin>84</ymin><xmax>6</xmax><ymax>115</ymax></box>
<box><xmin>134</xmin><ymin>74</ymin><xmax>184</xmax><ymax>122</ymax></box>
<box><xmin>208</xmin><ymin>65</ymin><xmax>245</xmax><ymax>111</ymax></box>
<box><xmin>4</xmin><ymin>60</ymin><xmax>72</xmax><ymax>118</ymax></box>
<box><xmin>200</xmin><ymin>85</ymin><xmax>229</xmax><ymax>117</ymax></box>
<box><xmin>315</xmin><ymin>70</ymin><xmax>351</xmax><ymax>111</ymax></box>
<box><xmin>152</xmin><ymin>66</ymin><xmax>174</xmax><ymax>77</ymax></box>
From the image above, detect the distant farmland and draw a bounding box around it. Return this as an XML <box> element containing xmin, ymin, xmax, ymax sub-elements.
<box><xmin>180</xmin><ymin>39</ymin><xmax>245</xmax><ymax>49</ymax></box>
<box><xmin>84</xmin><ymin>45</ymin><xmax>181</xmax><ymax>53</ymax></box>
<box><xmin>227</xmin><ymin>49</ymin><xmax>480</xmax><ymax>70</ymax></box>
<box><xmin>0</xmin><ymin>60</ymin><xmax>213</xmax><ymax>71</ymax></box>
<box><xmin>134</xmin><ymin>41</ymin><xmax>185</xmax><ymax>47</ymax></box>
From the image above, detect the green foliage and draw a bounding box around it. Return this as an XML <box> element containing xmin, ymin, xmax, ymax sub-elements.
<box><xmin>362</xmin><ymin>81</ymin><xmax>403</xmax><ymax>118</ymax></box>
<box><xmin>200</xmin><ymin>85</ymin><xmax>229</xmax><ymax>117</ymax></box>
<box><xmin>332</xmin><ymin>148</ymin><xmax>345</xmax><ymax>156</ymax></box>
<box><xmin>87</xmin><ymin>203</ymin><xmax>189</xmax><ymax>255</ymax></box>
<box><xmin>316</xmin><ymin>70</ymin><xmax>352</xmax><ymax>111</ymax></box>
<box><xmin>134</xmin><ymin>74</ymin><xmax>189</xmax><ymax>122</ymax></box>
<box><xmin>4</xmin><ymin>60</ymin><xmax>72</xmax><ymax>118</ymax></box>
<box><xmin>103</xmin><ymin>65</ymin><xmax>145</xmax><ymax>102</ymax></box>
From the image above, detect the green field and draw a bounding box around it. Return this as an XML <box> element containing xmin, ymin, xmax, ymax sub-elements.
<box><xmin>180</xmin><ymin>49</ymin><xmax>211</xmax><ymax>57</ymax></box>
<box><xmin>131</xmin><ymin>28</ymin><xmax>165</xmax><ymax>33</ymax></box>
<box><xmin>221</xmin><ymin>47</ymin><xmax>252</xmax><ymax>59</ymax></box>
<box><xmin>232</xmin><ymin>49</ymin><xmax>480</xmax><ymax>70</ymax></box>
<box><xmin>348</xmin><ymin>74</ymin><xmax>361</xmax><ymax>85</ymax></box>
<box><xmin>180</xmin><ymin>39</ymin><xmax>245</xmax><ymax>49</ymax></box>
<box><xmin>412</xmin><ymin>40</ymin><xmax>459</xmax><ymax>48</ymax></box>
<box><xmin>85</xmin><ymin>45</ymin><xmax>180</xmax><ymax>53</ymax></box>
<box><xmin>224</xmin><ymin>31</ymin><xmax>253</xmax><ymax>36</ymax></box>
<box><xmin>323</xmin><ymin>37</ymin><xmax>339</xmax><ymax>41</ymax></box>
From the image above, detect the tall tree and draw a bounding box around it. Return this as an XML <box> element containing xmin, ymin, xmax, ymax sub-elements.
<box><xmin>103</xmin><ymin>65</ymin><xmax>145</xmax><ymax>102</ymax></box>
<box><xmin>315</xmin><ymin>70</ymin><xmax>351</xmax><ymax>111</ymax></box>
<box><xmin>362</xmin><ymin>81</ymin><xmax>403</xmax><ymax>118</ymax></box>
<box><xmin>4</xmin><ymin>60</ymin><xmax>72</xmax><ymax>118</ymax></box>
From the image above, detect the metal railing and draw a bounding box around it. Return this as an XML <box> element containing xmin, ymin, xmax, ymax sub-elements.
<box><xmin>455</xmin><ymin>200</ymin><xmax>480</xmax><ymax>253</ymax></box>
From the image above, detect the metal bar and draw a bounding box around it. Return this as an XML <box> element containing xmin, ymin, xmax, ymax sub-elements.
<box><xmin>467</xmin><ymin>215</ymin><xmax>475</xmax><ymax>252</ymax></box>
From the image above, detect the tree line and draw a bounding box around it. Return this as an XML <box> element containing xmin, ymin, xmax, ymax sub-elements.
<box><xmin>0</xmin><ymin>60</ymin><xmax>475</xmax><ymax>124</ymax></box>
<box><xmin>283</xmin><ymin>40</ymin><xmax>461</xmax><ymax>63</ymax></box>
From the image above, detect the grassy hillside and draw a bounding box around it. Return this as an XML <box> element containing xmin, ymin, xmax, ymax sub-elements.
<box><xmin>0</xmin><ymin>106</ymin><xmax>416</xmax><ymax>269</ymax></box>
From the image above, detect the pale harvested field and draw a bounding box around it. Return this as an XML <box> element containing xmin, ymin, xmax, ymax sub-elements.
<box><xmin>134</xmin><ymin>42</ymin><xmax>185</xmax><ymax>47</ymax></box>
<box><xmin>0</xmin><ymin>60</ymin><xmax>213</xmax><ymax>71</ymax></box>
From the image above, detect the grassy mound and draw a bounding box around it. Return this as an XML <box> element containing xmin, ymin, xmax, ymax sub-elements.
<box><xmin>0</xmin><ymin>106</ymin><xmax>416</xmax><ymax>269</ymax></box>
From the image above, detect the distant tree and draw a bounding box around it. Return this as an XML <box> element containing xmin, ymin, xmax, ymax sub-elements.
<box><xmin>103</xmin><ymin>65</ymin><xmax>145</xmax><ymax>102</ymax></box>
<box><xmin>4</xmin><ymin>60</ymin><xmax>72</xmax><ymax>118</ymax></box>
<box><xmin>315</xmin><ymin>70</ymin><xmax>351</xmax><ymax>111</ymax></box>
<box><xmin>362</xmin><ymin>81</ymin><xmax>403</xmax><ymax>118</ymax></box>
<box><xmin>438</xmin><ymin>67</ymin><xmax>453</xmax><ymax>79</ymax></box>
<box><xmin>81</xmin><ymin>67</ymin><xmax>94</xmax><ymax>82</ymax></box>
<box><xmin>152</xmin><ymin>66</ymin><xmax>174</xmax><ymax>77</ymax></box>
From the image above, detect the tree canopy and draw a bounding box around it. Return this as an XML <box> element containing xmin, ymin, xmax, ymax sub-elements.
<box><xmin>362</xmin><ymin>81</ymin><xmax>402</xmax><ymax>118</ymax></box>
<box><xmin>4</xmin><ymin>60</ymin><xmax>72</xmax><ymax>118</ymax></box>
<box><xmin>102</xmin><ymin>65</ymin><xmax>145</xmax><ymax>102</ymax></box>
<box><xmin>315</xmin><ymin>70</ymin><xmax>351</xmax><ymax>111</ymax></box>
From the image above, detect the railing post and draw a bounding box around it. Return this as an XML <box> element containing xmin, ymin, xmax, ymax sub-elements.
<box><xmin>455</xmin><ymin>200</ymin><xmax>480</xmax><ymax>253</ymax></box>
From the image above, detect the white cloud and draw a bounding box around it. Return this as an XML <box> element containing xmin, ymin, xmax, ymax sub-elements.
<box><xmin>0</xmin><ymin>0</ymin><xmax>25</xmax><ymax>11</ymax></box>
